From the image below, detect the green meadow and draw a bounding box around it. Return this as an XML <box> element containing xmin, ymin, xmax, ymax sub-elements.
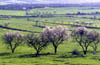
<box><xmin>0</xmin><ymin>7</ymin><xmax>100</xmax><ymax>65</ymax></box>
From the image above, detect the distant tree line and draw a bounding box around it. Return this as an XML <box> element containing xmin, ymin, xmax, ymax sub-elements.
<box><xmin>67</xmin><ymin>11</ymin><xmax>100</xmax><ymax>15</ymax></box>
<box><xmin>0</xmin><ymin>4</ymin><xmax>96</xmax><ymax>10</ymax></box>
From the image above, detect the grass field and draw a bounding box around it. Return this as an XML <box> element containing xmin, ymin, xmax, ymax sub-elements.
<box><xmin>0</xmin><ymin>7</ymin><xmax>100</xmax><ymax>65</ymax></box>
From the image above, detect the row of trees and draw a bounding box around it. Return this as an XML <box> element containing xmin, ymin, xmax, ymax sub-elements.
<box><xmin>2</xmin><ymin>26</ymin><xmax>100</xmax><ymax>56</ymax></box>
<box><xmin>3</xmin><ymin>26</ymin><xmax>68</xmax><ymax>55</ymax></box>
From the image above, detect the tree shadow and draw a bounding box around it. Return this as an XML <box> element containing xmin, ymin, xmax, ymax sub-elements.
<box><xmin>83</xmin><ymin>51</ymin><xmax>100</xmax><ymax>54</ymax></box>
<box><xmin>57</xmin><ymin>51</ymin><xmax>85</xmax><ymax>58</ymax></box>
<box><xmin>57</xmin><ymin>50</ymin><xmax>100</xmax><ymax>59</ymax></box>
<box><xmin>0</xmin><ymin>53</ymin><xmax>10</xmax><ymax>56</ymax></box>
<box><xmin>57</xmin><ymin>54</ymin><xmax>85</xmax><ymax>58</ymax></box>
<box><xmin>18</xmin><ymin>53</ymin><xmax>55</xmax><ymax>58</ymax></box>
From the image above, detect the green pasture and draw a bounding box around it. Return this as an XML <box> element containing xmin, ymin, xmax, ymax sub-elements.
<box><xmin>0</xmin><ymin>10</ymin><xmax>25</xmax><ymax>16</ymax></box>
<box><xmin>0</xmin><ymin>17</ymin><xmax>100</xmax><ymax>65</ymax></box>
<box><xmin>0</xmin><ymin>7</ymin><xmax>100</xmax><ymax>65</ymax></box>
<box><xmin>1</xmin><ymin>7</ymin><xmax>100</xmax><ymax>16</ymax></box>
<box><xmin>30</xmin><ymin>7</ymin><xmax>100</xmax><ymax>14</ymax></box>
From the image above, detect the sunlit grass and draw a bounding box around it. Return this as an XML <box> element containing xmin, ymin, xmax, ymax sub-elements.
<box><xmin>0</xmin><ymin>7</ymin><xmax>100</xmax><ymax>65</ymax></box>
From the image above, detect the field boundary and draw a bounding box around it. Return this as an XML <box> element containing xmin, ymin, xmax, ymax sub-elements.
<box><xmin>0</xmin><ymin>25</ymin><xmax>41</xmax><ymax>33</ymax></box>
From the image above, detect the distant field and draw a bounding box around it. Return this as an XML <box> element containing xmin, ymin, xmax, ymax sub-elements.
<box><xmin>30</xmin><ymin>7</ymin><xmax>100</xmax><ymax>14</ymax></box>
<box><xmin>0</xmin><ymin>7</ymin><xmax>100</xmax><ymax>65</ymax></box>
<box><xmin>0</xmin><ymin>10</ymin><xmax>25</xmax><ymax>16</ymax></box>
<box><xmin>1</xmin><ymin>7</ymin><xmax>100</xmax><ymax>16</ymax></box>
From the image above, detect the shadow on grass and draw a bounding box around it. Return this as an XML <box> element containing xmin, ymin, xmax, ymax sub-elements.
<box><xmin>18</xmin><ymin>53</ymin><xmax>55</xmax><ymax>58</ymax></box>
<box><xmin>58</xmin><ymin>50</ymin><xmax>100</xmax><ymax>59</ymax></box>
<box><xmin>57</xmin><ymin>51</ymin><xmax>85</xmax><ymax>58</ymax></box>
<box><xmin>0</xmin><ymin>53</ymin><xmax>10</xmax><ymax>56</ymax></box>
<box><xmin>0</xmin><ymin>52</ymin><xmax>55</xmax><ymax>59</ymax></box>
<box><xmin>57</xmin><ymin>54</ymin><xmax>85</xmax><ymax>58</ymax></box>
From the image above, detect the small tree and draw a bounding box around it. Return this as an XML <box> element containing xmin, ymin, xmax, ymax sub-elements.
<box><xmin>4</xmin><ymin>22</ymin><xmax>10</xmax><ymax>27</ymax></box>
<box><xmin>25</xmin><ymin>33</ymin><xmax>49</xmax><ymax>55</ymax></box>
<box><xmin>87</xmin><ymin>31</ymin><xmax>100</xmax><ymax>54</ymax></box>
<box><xmin>3</xmin><ymin>32</ymin><xmax>24</xmax><ymax>53</ymax></box>
<box><xmin>42</xmin><ymin>26</ymin><xmax>69</xmax><ymax>54</ymax></box>
<box><xmin>35</xmin><ymin>20</ymin><xmax>39</xmax><ymax>26</ymax></box>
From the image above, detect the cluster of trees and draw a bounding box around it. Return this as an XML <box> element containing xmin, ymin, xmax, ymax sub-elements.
<box><xmin>73</xmin><ymin>20</ymin><xmax>94</xmax><ymax>26</ymax></box>
<box><xmin>0</xmin><ymin>4</ymin><xmax>45</xmax><ymax>10</ymax></box>
<box><xmin>0</xmin><ymin>4</ymin><xmax>82</xmax><ymax>10</ymax></box>
<box><xmin>30</xmin><ymin>11</ymin><xmax>55</xmax><ymax>18</ymax></box>
<box><xmin>67</xmin><ymin>11</ymin><xmax>100</xmax><ymax>15</ymax></box>
<box><xmin>34</xmin><ymin>20</ymin><xmax>45</xmax><ymax>27</ymax></box>
<box><xmin>3</xmin><ymin>26</ymin><xmax>68</xmax><ymax>55</ymax></box>
<box><xmin>2</xmin><ymin>26</ymin><xmax>100</xmax><ymax>56</ymax></box>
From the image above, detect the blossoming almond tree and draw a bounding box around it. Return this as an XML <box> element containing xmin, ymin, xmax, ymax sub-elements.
<box><xmin>72</xmin><ymin>27</ymin><xmax>100</xmax><ymax>55</ymax></box>
<box><xmin>42</xmin><ymin>26</ymin><xmax>69</xmax><ymax>54</ymax></box>
<box><xmin>25</xmin><ymin>33</ymin><xmax>49</xmax><ymax>56</ymax></box>
<box><xmin>87</xmin><ymin>31</ymin><xmax>100</xmax><ymax>54</ymax></box>
<box><xmin>3</xmin><ymin>32</ymin><xmax>24</xmax><ymax>53</ymax></box>
<box><xmin>72</xmin><ymin>27</ymin><xmax>89</xmax><ymax>55</ymax></box>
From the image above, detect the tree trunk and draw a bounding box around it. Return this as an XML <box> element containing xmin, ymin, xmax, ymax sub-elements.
<box><xmin>54</xmin><ymin>46</ymin><xmax>57</xmax><ymax>54</ymax></box>
<box><xmin>36</xmin><ymin>50</ymin><xmax>40</xmax><ymax>56</ymax></box>
<box><xmin>9</xmin><ymin>43</ymin><xmax>14</xmax><ymax>53</ymax></box>
<box><xmin>83</xmin><ymin>50</ymin><xmax>87</xmax><ymax>55</ymax></box>
<box><xmin>93</xmin><ymin>47</ymin><xmax>97</xmax><ymax>54</ymax></box>
<box><xmin>11</xmin><ymin>49</ymin><xmax>15</xmax><ymax>53</ymax></box>
<box><xmin>93</xmin><ymin>51</ymin><xmax>96</xmax><ymax>54</ymax></box>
